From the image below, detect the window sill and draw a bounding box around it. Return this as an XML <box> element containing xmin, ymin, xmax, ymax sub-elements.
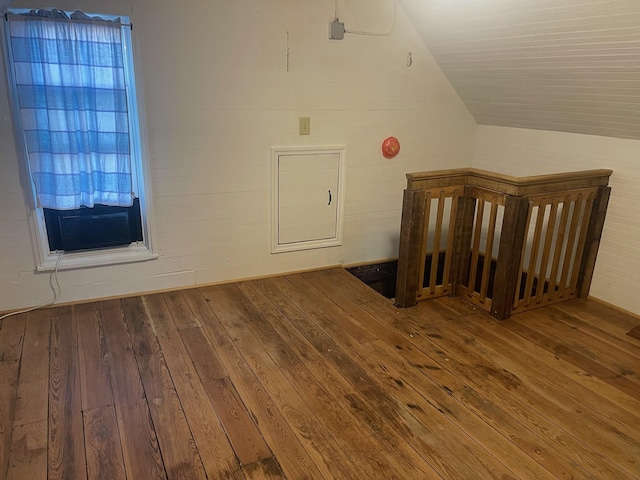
<box><xmin>36</xmin><ymin>244</ymin><xmax>159</xmax><ymax>272</ymax></box>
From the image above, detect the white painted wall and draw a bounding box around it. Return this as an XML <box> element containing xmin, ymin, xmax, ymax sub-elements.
<box><xmin>473</xmin><ymin>125</ymin><xmax>640</xmax><ymax>316</ymax></box>
<box><xmin>0</xmin><ymin>0</ymin><xmax>475</xmax><ymax>311</ymax></box>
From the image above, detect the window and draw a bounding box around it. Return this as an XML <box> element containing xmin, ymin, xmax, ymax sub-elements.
<box><xmin>3</xmin><ymin>8</ymin><xmax>156</xmax><ymax>270</ymax></box>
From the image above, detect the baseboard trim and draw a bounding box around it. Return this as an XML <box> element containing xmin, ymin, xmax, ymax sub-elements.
<box><xmin>586</xmin><ymin>295</ymin><xmax>640</xmax><ymax>320</ymax></box>
<box><xmin>0</xmin><ymin>263</ymin><xmax>344</xmax><ymax>315</ymax></box>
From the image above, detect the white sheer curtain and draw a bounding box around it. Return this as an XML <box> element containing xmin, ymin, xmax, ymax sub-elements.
<box><xmin>7</xmin><ymin>9</ymin><xmax>133</xmax><ymax>210</ymax></box>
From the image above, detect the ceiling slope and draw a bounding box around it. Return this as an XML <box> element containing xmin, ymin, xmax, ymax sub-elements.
<box><xmin>400</xmin><ymin>0</ymin><xmax>640</xmax><ymax>140</ymax></box>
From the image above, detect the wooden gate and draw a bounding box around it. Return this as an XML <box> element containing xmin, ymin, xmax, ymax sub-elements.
<box><xmin>395</xmin><ymin>168</ymin><xmax>612</xmax><ymax>320</ymax></box>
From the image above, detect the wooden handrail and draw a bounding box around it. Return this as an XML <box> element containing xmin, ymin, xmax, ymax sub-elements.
<box><xmin>396</xmin><ymin>168</ymin><xmax>612</xmax><ymax>320</ymax></box>
<box><xmin>406</xmin><ymin>168</ymin><xmax>612</xmax><ymax>196</ymax></box>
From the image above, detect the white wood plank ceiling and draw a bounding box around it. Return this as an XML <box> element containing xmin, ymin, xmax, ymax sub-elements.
<box><xmin>399</xmin><ymin>0</ymin><xmax>640</xmax><ymax>140</ymax></box>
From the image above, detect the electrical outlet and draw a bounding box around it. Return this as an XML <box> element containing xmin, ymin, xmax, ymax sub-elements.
<box><xmin>299</xmin><ymin>117</ymin><xmax>311</xmax><ymax>135</ymax></box>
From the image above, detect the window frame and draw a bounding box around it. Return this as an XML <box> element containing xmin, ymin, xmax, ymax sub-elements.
<box><xmin>2</xmin><ymin>8</ymin><xmax>157</xmax><ymax>271</ymax></box>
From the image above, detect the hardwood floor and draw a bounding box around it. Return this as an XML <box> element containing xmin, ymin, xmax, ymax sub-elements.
<box><xmin>1</xmin><ymin>267</ymin><xmax>639</xmax><ymax>479</ymax></box>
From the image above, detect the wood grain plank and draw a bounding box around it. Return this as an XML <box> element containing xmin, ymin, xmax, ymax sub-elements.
<box><xmin>213</xmin><ymin>283</ymin><xmax>372</xmax><ymax>479</ymax></box>
<box><xmin>548</xmin><ymin>305</ymin><xmax>640</xmax><ymax>358</ymax></box>
<box><xmin>120</xmin><ymin>296</ymin><xmax>207</xmax><ymax>480</ymax></box>
<box><xmin>247</xmin><ymin>278</ymin><xmax>444</xmax><ymax>479</ymax></box>
<box><xmin>76</xmin><ymin>303</ymin><xmax>113</xmax><ymax>411</ymax></box>
<box><xmin>100</xmin><ymin>300</ymin><xmax>166</xmax><ymax>480</ymax></box>
<box><xmin>525</xmin><ymin>310</ymin><xmax>640</xmax><ymax>375</ymax></box>
<box><xmin>150</xmin><ymin>292</ymin><xmax>244</xmax><ymax>479</ymax></box>
<box><xmin>178</xmin><ymin>324</ymin><xmax>272</xmax><ymax>467</ymax></box>
<box><xmin>389</xmin><ymin>331</ymin><xmax>592</xmax><ymax>478</ymax></box>
<box><xmin>0</xmin><ymin>314</ymin><xmax>26</xmax><ymax>478</ymax></box>
<box><xmin>7</xmin><ymin>420</ymin><xmax>47</xmax><ymax>480</ymax></box>
<box><xmin>237</xmin><ymin>279</ymin><xmax>431</xmax><ymax>479</ymax></box>
<box><xmin>441</xmin><ymin>310</ymin><xmax>640</xmax><ymax>473</ymax></box>
<box><xmin>292</xmin><ymin>272</ymin><xmax>526</xmax><ymax>480</ymax></box>
<box><xmin>404</xmin><ymin>306</ymin><xmax>636</xmax><ymax>479</ymax></box>
<box><xmin>505</xmin><ymin>313</ymin><xmax>640</xmax><ymax>400</ymax></box>
<box><xmin>267</xmin><ymin>274</ymin><xmax>500</xmax><ymax>479</ymax></box>
<box><xmin>462</xmin><ymin>303</ymin><xmax>640</xmax><ymax>420</ymax></box>
<box><xmin>0</xmin><ymin>362</ymin><xmax>19</xmax><ymax>480</ymax></box>
<box><xmin>241</xmin><ymin>457</ymin><xmax>285</xmax><ymax>480</ymax></box>
<box><xmin>3</xmin><ymin>265</ymin><xmax>638</xmax><ymax>478</ymax></box>
<box><xmin>13</xmin><ymin>309</ymin><xmax>51</xmax><ymax>428</ymax></box>
<box><xmin>0</xmin><ymin>315</ymin><xmax>26</xmax><ymax>364</ymax></box>
<box><xmin>48</xmin><ymin>306</ymin><xmax>87</xmax><ymax>480</ymax></box>
<box><xmin>279</xmin><ymin>275</ymin><xmax>377</xmax><ymax>345</ymax></box>
<box><xmin>373</xmin><ymin>337</ymin><xmax>560</xmax><ymax>480</ymax></box>
<box><xmin>627</xmin><ymin>326</ymin><xmax>640</xmax><ymax>341</ymax></box>
<box><xmin>83</xmin><ymin>405</ymin><xmax>126</xmax><ymax>480</ymax></box>
<box><xmin>185</xmin><ymin>287</ymin><xmax>326</xmax><ymax>479</ymax></box>
<box><xmin>553</xmin><ymin>300</ymin><xmax>640</xmax><ymax>341</ymax></box>
<box><xmin>306</xmin><ymin>268</ymin><xmax>579</xmax><ymax>479</ymax></box>
<box><xmin>565</xmin><ymin>298</ymin><xmax>640</xmax><ymax>331</ymax></box>
<box><xmin>161</xmin><ymin>291</ymin><xmax>201</xmax><ymax>330</ymax></box>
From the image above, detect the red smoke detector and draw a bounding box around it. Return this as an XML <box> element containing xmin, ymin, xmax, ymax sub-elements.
<box><xmin>382</xmin><ymin>136</ymin><xmax>400</xmax><ymax>159</ymax></box>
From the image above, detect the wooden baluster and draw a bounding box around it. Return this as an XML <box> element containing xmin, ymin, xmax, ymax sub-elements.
<box><xmin>441</xmin><ymin>191</ymin><xmax>460</xmax><ymax>295</ymax></box>
<box><xmin>491</xmin><ymin>195</ymin><xmax>530</xmax><ymax>320</ymax></box>
<box><xmin>523</xmin><ymin>202</ymin><xmax>547</xmax><ymax>307</ymax></box>
<box><xmin>558</xmin><ymin>196</ymin><xmax>583</xmax><ymax>298</ymax></box>
<box><xmin>395</xmin><ymin>189</ymin><xmax>427</xmax><ymax>308</ymax></box>
<box><xmin>577</xmin><ymin>186</ymin><xmax>611</xmax><ymax>298</ymax></box>
<box><xmin>429</xmin><ymin>191</ymin><xmax>447</xmax><ymax>295</ymax></box>
<box><xmin>417</xmin><ymin>192</ymin><xmax>433</xmax><ymax>295</ymax></box>
<box><xmin>450</xmin><ymin>189</ymin><xmax>476</xmax><ymax>297</ymax></box>
<box><xmin>512</xmin><ymin>205</ymin><xmax>533</xmax><ymax>310</ymax></box>
<box><xmin>547</xmin><ymin>196</ymin><xmax>571</xmax><ymax>302</ymax></box>
<box><xmin>536</xmin><ymin>199</ymin><xmax>559</xmax><ymax>304</ymax></box>
<box><xmin>569</xmin><ymin>193</ymin><xmax>595</xmax><ymax>295</ymax></box>
<box><xmin>467</xmin><ymin>197</ymin><xmax>485</xmax><ymax>296</ymax></box>
<box><xmin>479</xmin><ymin>199</ymin><xmax>498</xmax><ymax>304</ymax></box>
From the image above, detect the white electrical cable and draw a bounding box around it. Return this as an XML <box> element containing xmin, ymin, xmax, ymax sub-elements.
<box><xmin>344</xmin><ymin>0</ymin><xmax>397</xmax><ymax>37</ymax></box>
<box><xmin>0</xmin><ymin>252</ymin><xmax>63</xmax><ymax>321</ymax></box>
<box><xmin>332</xmin><ymin>0</ymin><xmax>339</xmax><ymax>19</ymax></box>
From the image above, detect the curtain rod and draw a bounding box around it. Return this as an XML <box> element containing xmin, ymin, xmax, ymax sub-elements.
<box><xmin>4</xmin><ymin>12</ymin><xmax>133</xmax><ymax>29</ymax></box>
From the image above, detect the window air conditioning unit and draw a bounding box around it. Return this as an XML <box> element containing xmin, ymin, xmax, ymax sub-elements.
<box><xmin>58</xmin><ymin>211</ymin><xmax>131</xmax><ymax>251</ymax></box>
<box><xmin>44</xmin><ymin>198</ymin><xmax>143</xmax><ymax>252</ymax></box>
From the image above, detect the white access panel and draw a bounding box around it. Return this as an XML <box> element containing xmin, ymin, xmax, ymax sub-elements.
<box><xmin>271</xmin><ymin>146</ymin><xmax>345</xmax><ymax>253</ymax></box>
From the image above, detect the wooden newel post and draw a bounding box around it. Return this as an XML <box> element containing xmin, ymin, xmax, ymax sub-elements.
<box><xmin>577</xmin><ymin>186</ymin><xmax>611</xmax><ymax>298</ymax></box>
<box><xmin>490</xmin><ymin>195</ymin><xmax>530</xmax><ymax>320</ymax></box>
<box><xmin>395</xmin><ymin>189</ymin><xmax>427</xmax><ymax>308</ymax></box>
<box><xmin>450</xmin><ymin>190</ymin><xmax>476</xmax><ymax>295</ymax></box>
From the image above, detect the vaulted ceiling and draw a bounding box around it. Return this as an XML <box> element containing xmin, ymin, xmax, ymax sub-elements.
<box><xmin>400</xmin><ymin>0</ymin><xmax>640</xmax><ymax>140</ymax></box>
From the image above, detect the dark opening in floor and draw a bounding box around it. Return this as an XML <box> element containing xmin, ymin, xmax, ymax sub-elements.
<box><xmin>347</xmin><ymin>261</ymin><xmax>398</xmax><ymax>299</ymax></box>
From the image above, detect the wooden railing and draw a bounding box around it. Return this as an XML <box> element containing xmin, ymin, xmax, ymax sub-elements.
<box><xmin>395</xmin><ymin>168</ymin><xmax>612</xmax><ymax>320</ymax></box>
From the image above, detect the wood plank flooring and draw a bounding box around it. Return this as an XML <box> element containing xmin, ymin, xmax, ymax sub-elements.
<box><xmin>1</xmin><ymin>267</ymin><xmax>639</xmax><ymax>479</ymax></box>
